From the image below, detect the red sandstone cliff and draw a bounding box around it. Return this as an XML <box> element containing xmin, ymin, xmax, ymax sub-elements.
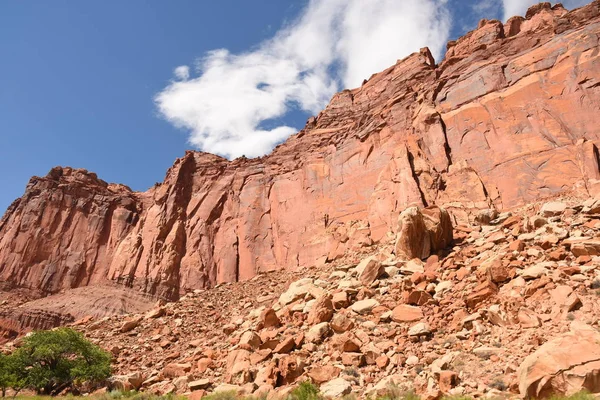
<box><xmin>1</xmin><ymin>1</ymin><xmax>599</xmax><ymax>301</ymax></box>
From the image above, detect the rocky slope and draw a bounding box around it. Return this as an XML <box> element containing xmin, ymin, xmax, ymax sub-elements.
<box><xmin>1</xmin><ymin>2</ymin><xmax>599</xmax><ymax>306</ymax></box>
<box><xmin>0</xmin><ymin>285</ymin><xmax>156</xmax><ymax>341</ymax></box>
<box><xmin>4</xmin><ymin>195</ymin><xmax>600</xmax><ymax>399</ymax></box>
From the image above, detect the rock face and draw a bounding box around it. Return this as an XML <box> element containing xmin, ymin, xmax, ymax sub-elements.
<box><xmin>1</xmin><ymin>1</ymin><xmax>600</xmax><ymax>302</ymax></box>
<box><xmin>518</xmin><ymin>323</ymin><xmax>600</xmax><ymax>398</ymax></box>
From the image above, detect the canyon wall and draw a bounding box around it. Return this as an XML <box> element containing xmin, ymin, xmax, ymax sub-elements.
<box><xmin>0</xmin><ymin>1</ymin><xmax>599</xmax><ymax>300</ymax></box>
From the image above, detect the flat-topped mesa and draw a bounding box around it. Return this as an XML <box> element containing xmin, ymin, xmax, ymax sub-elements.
<box><xmin>0</xmin><ymin>1</ymin><xmax>599</xmax><ymax>302</ymax></box>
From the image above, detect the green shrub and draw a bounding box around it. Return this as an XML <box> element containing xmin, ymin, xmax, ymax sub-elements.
<box><xmin>0</xmin><ymin>350</ymin><xmax>28</xmax><ymax>397</ymax></box>
<box><xmin>0</xmin><ymin>352</ymin><xmax>14</xmax><ymax>397</ymax></box>
<box><xmin>7</xmin><ymin>327</ymin><xmax>111</xmax><ymax>396</ymax></box>
<box><xmin>287</xmin><ymin>381</ymin><xmax>321</xmax><ymax>400</ymax></box>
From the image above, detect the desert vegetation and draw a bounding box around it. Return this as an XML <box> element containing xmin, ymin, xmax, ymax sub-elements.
<box><xmin>0</xmin><ymin>328</ymin><xmax>110</xmax><ymax>397</ymax></box>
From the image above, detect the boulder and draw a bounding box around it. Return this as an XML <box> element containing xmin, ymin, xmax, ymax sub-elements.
<box><xmin>277</xmin><ymin>355</ymin><xmax>305</xmax><ymax>385</ymax></box>
<box><xmin>108</xmin><ymin>373</ymin><xmax>145</xmax><ymax>391</ymax></box>
<box><xmin>521</xmin><ymin>265</ymin><xmax>548</xmax><ymax>280</ymax></box>
<box><xmin>331</xmin><ymin>333</ymin><xmax>361</xmax><ymax>353</ymax></box>
<box><xmin>189</xmin><ymin>379</ymin><xmax>211</xmax><ymax>391</ymax></box>
<box><xmin>518</xmin><ymin>323</ymin><xmax>600</xmax><ymax>398</ymax></box>
<box><xmin>161</xmin><ymin>363</ymin><xmax>192</xmax><ymax>378</ymax></box>
<box><xmin>308</xmin><ymin>366</ymin><xmax>341</xmax><ymax>384</ymax></box>
<box><xmin>571</xmin><ymin>240</ymin><xmax>600</xmax><ymax>257</ymax></box>
<box><xmin>120</xmin><ymin>317</ymin><xmax>142</xmax><ymax>333</ymax></box>
<box><xmin>395</xmin><ymin>206</ymin><xmax>453</xmax><ymax>260</ymax></box>
<box><xmin>197</xmin><ymin>358</ymin><xmax>213</xmax><ymax>373</ymax></box>
<box><xmin>274</xmin><ymin>336</ymin><xmax>296</xmax><ymax>354</ymax></box>
<box><xmin>466</xmin><ymin>281</ymin><xmax>497</xmax><ymax>308</ymax></box>
<box><xmin>320</xmin><ymin>378</ymin><xmax>352</xmax><ymax>398</ymax></box>
<box><xmin>279</xmin><ymin>279</ymin><xmax>323</xmax><ymax>306</ymax></box>
<box><xmin>391</xmin><ymin>304</ymin><xmax>424</xmax><ymax>323</ymax></box>
<box><xmin>406</xmin><ymin>290</ymin><xmax>433</xmax><ymax>306</ymax></box>
<box><xmin>306</xmin><ymin>322</ymin><xmax>330</xmax><ymax>343</ymax></box>
<box><xmin>330</xmin><ymin>313</ymin><xmax>355</xmax><ymax>333</ymax></box>
<box><xmin>239</xmin><ymin>331</ymin><xmax>262</xmax><ymax>349</ymax></box>
<box><xmin>331</xmin><ymin>292</ymin><xmax>349</xmax><ymax>309</ymax></box>
<box><xmin>439</xmin><ymin>371</ymin><xmax>459</xmax><ymax>393</ymax></box>
<box><xmin>540</xmin><ymin>202</ymin><xmax>567</xmax><ymax>217</ymax></box>
<box><xmin>307</xmin><ymin>294</ymin><xmax>334</xmax><ymax>325</ymax></box>
<box><xmin>350</xmin><ymin>299</ymin><xmax>379</xmax><ymax>315</ymax></box>
<box><xmin>356</xmin><ymin>256</ymin><xmax>384</xmax><ymax>285</ymax></box>
<box><xmin>212</xmin><ymin>384</ymin><xmax>245</xmax><ymax>395</ymax></box>
<box><xmin>261</xmin><ymin>308</ymin><xmax>281</xmax><ymax>328</ymax></box>
<box><xmin>408</xmin><ymin>322</ymin><xmax>431</xmax><ymax>337</ymax></box>
<box><xmin>475</xmin><ymin>209</ymin><xmax>498</xmax><ymax>225</ymax></box>
<box><xmin>341</xmin><ymin>352</ymin><xmax>365</xmax><ymax>367</ymax></box>
<box><xmin>145</xmin><ymin>307</ymin><xmax>165</xmax><ymax>319</ymax></box>
<box><xmin>395</xmin><ymin>207</ymin><xmax>430</xmax><ymax>260</ymax></box>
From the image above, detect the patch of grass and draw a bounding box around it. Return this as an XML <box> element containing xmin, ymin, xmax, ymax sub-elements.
<box><xmin>286</xmin><ymin>381</ymin><xmax>321</xmax><ymax>400</ymax></box>
<box><xmin>202</xmin><ymin>391</ymin><xmax>240</xmax><ymax>400</ymax></box>
<box><xmin>375</xmin><ymin>386</ymin><xmax>418</xmax><ymax>400</ymax></box>
<box><xmin>14</xmin><ymin>392</ymin><xmax>184</xmax><ymax>400</ymax></box>
<box><xmin>590</xmin><ymin>279</ymin><xmax>600</xmax><ymax>289</ymax></box>
<box><xmin>549</xmin><ymin>392</ymin><xmax>596</xmax><ymax>400</ymax></box>
<box><xmin>96</xmin><ymin>391</ymin><xmax>185</xmax><ymax>400</ymax></box>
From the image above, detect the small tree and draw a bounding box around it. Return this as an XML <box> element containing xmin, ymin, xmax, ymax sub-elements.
<box><xmin>0</xmin><ymin>352</ymin><xmax>12</xmax><ymax>397</ymax></box>
<box><xmin>0</xmin><ymin>351</ymin><xmax>27</xmax><ymax>398</ymax></box>
<box><xmin>10</xmin><ymin>327</ymin><xmax>111</xmax><ymax>395</ymax></box>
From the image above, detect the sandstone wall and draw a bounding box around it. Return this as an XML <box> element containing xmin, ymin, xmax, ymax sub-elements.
<box><xmin>1</xmin><ymin>2</ymin><xmax>599</xmax><ymax>299</ymax></box>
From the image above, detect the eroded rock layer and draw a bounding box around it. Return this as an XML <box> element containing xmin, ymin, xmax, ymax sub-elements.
<box><xmin>1</xmin><ymin>2</ymin><xmax>600</xmax><ymax>300</ymax></box>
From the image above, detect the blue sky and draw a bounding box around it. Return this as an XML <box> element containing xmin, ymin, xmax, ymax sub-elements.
<box><xmin>0</xmin><ymin>0</ymin><xmax>587</xmax><ymax>214</ymax></box>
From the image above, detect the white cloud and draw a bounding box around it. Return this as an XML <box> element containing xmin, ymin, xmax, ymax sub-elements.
<box><xmin>155</xmin><ymin>0</ymin><xmax>451</xmax><ymax>159</ymax></box>
<box><xmin>173</xmin><ymin>66</ymin><xmax>190</xmax><ymax>81</ymax></box>
<box><xmin>502</xmin><ymin>0</ymin><xmax>588</xmax><ymax>21</ymax></box>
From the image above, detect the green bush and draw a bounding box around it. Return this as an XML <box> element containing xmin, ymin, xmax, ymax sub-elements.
<box><xmin>287</xmin><ymin>381</ymin><xmax>321</xmax><ymax>400</ymax></box>
<box><xmin>3</xmin><ymin>327</ymin><xmax>111</xmax><ymax>396</ymax></box>
<box><xmin>0</xmin><ymin>352</ymin><xmax>12</xmax><ymax>397</ymax></box>
<box><xmin>0</xmin><ymin>350</ymin><xmax>27</xmax><ymax>397</ymax></box>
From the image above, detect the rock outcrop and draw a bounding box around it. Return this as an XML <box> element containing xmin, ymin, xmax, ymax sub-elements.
<box><xmin>0</xmin><ymin>2</ymin><xmax>599</xmax><ymax>303</ymax></box>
